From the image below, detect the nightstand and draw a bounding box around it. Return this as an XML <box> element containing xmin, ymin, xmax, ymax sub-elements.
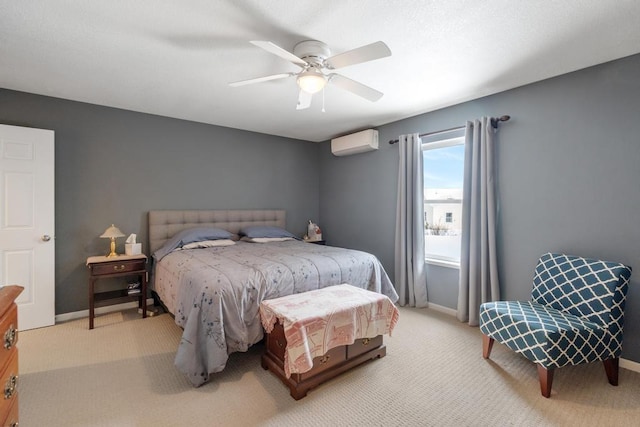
<box><xmin>86</xmin><ymin>254</ymin><xmax>148</xmax><ymax>329</ymax></box>
<box><xmin>305</xmin><ymin>239</ymin><xmax>326</xmax><ymax>245</ymax></box>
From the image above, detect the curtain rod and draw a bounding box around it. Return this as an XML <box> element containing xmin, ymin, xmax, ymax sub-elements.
<box><xmin>388</xmin><ymin>115</ymin><xmax>511</xmax><ymax>145</ymax></box>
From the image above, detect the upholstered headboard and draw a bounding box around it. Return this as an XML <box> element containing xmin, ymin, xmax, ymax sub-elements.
<box><xmin>148</xmin><ymin>209</ymin><xmax>286</xmax><ymax>254</ymax></box>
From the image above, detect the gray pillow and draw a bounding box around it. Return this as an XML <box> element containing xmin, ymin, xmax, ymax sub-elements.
<box><xmin>153</xmin><ymin>227</ymin><xmax>233</xmax><ymax>261</ymax></box>
<box><xmin>238</xmin><ymin>225</ymin><xmax>299</xmax><ymax>240</ymax></box>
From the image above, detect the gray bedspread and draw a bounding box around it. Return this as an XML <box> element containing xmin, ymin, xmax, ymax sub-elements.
<box><xmin>153</xmin><ymin>240</ymin><xmax>398</xmax><ymax>386</ymax></box>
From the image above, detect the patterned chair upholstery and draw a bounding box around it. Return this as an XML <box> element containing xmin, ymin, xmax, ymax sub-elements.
<box><xmin>479</xmin><ymin>253</ymin><xmax>632</xmax><ymax>398</ymax></box>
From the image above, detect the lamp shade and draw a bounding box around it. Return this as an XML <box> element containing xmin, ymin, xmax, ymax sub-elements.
<box><xmin>297</xmin><ymin>69</ymin><xmax>326</xmax><ymax>94</ymax></box>
<box><xmin>100</xmin><ymin>224</ymin><xmax>125</xmax><ymax>257</ymax></box>
<box><xmin>100</xmin><ymin>224</ymin><xmax>125</xmax><ymax>239</ymax></box>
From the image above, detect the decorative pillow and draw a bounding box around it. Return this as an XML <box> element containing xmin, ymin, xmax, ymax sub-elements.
<box><xmin>182</xmin><ymin>239</ymin><xmax>236</xmax><ymax>249</ymax></box>
<box><xmin>238</xmin><ymin>225</ymin><xmax>299</xmax><ymax>240</ymax></box>
<box><xmin>153</xmin><ymin>227</ymin><xmax>234</xmax><ymax>261</ymax></box>
<box><xmin>240</xmin><ymin>236</ymin><xmax>296</xmax><ymax>243</ymax></box>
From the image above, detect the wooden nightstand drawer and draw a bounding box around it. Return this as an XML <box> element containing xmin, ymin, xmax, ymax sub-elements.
<box><xmin>90</xmin><ymin>259</ymin><xmax>146</xmax><ymax>276</ymax></box>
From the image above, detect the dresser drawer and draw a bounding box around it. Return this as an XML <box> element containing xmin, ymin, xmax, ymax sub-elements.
<box><xmin>295</xmin><ymin>345</ymin><xmax>347</xmax><ymax>381</ymax></box>
<box><xmin>266</xmin><ymin>322</ymin><xmax>287</xmax><ymax>363</ymax></box>
<box><xmin>346</xmin><ymin>335</ymin><xmax>383</xmax><ymax>359</ymax></box>
<box><xmin>1</xmin><ymin>392</ymin><xmax>18</xmax><ymax>427</ymax></box>
<box><xmin>90</xmin><ymin>259</ymin><xmax>146</xmax><ymax>276</ymax></box>
<box><xmin>0</xmin><ymin>304</ymin><xmax>18</xmax><ymax>371</ymax></box>
<box><xmin>0</xmin><ymin>349</ymin><xmax>18</xmax><ymax>419</ymax></box>
<box><xmin>266</xmin><ymin>322</ymin><xmax>350</xmax><ymax>376</ymax></box>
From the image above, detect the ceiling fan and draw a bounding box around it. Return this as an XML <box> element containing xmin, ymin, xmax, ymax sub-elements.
<box><xmin>229</xmin><ymin>40</ymin><xmax>391</xmax><ymax>110</ymax></box>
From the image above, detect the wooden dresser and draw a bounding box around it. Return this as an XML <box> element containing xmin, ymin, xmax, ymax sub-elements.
<box><xmin>0</xmin><ymin>286</ymin><xmax>23</xmax><ymax>427</ymax></box>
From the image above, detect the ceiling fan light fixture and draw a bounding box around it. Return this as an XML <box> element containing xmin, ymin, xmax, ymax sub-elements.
<box><xmin>297</xmin><ymin>69</ymin><xmax>326</xmax><ymax>94</ymax></box>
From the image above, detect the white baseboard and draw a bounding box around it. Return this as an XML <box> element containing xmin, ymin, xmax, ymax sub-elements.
<box><xmin>423</xmin><ymin>303</ymin><xmax>640</xmax><ymax>374</ymax></box>
<box><xmin>427</xmin><ymin>302</ymin><xmax>458</xmax><ymax>317</ymax></box>
<box><xmin>55</xmin><ymin>298</ymin><xmax>155</xmax><ymax>323</ymax></box>
<box><xmin>620</xmin><ymin>357</ymin><xmax>640</xmax><ymax>373</ymax></box>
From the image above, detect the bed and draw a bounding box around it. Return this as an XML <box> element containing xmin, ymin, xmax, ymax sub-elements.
<box><xmin>148</xmin><ymin>209</ymin><xmax>399</xmax><ymax>386</ymax></box>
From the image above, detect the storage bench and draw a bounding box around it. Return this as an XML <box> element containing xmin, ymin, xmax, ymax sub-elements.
<box><xmin>259</xmin><ymin>284</ymin><xmax>399</xmax><ymax>400</ymax></box>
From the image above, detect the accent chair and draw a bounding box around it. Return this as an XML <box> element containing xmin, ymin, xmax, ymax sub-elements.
<box><xmin>479</xmin><ymin>252</ymin><xmax>632</xmax><ymax>398</ymax></box>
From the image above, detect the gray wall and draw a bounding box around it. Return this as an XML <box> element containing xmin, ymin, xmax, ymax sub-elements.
<box><xmin>0</xmin><ymin>89</ymin><xmax>320</xmax><ymax>314</ymax></box>
<box><xmin>319</xmin><ymin>53</ymin><xmax>640</xmax><ymax>362</ymax></box>
<box><xmin>2</xmin><ymin>53</ymin><xmax>639</xmax><ymax>361</ymax></box>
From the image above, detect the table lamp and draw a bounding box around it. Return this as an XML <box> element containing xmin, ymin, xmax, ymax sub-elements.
<box><xmin>100</xmin><ymin>224</ymin><xmax>125</xmax><ymax>257</ymax></box>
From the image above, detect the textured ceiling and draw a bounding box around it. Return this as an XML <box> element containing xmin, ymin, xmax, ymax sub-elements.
<box><xmin>2</xmin><ymin>1</ymin><xmax>640</xmax><ymax>142</ymax></box>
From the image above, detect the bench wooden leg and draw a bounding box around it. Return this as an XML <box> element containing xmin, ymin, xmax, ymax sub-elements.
<box><xmin>603</xmin><ymin>358</ymin><xmax>619</xmax><ymax>386</ymax></box>
<box><xmin>482</xmin><ymin>334</ymin><xmax>494</xmax><ymax>359</ymax></box>
<box><xmin>537</xmin><ymin>365</ymin><xmax>553</xmax><ymax>398</ymax></box>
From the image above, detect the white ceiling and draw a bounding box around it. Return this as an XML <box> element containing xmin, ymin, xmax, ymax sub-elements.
<box><xmin>2</xmin><ymin>1</ymin><xmax>640</xmax><ymax>142</ymax></box>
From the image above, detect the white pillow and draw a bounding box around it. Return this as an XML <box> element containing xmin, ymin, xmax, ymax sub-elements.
<box><xmin>240</xmin><ymin>236</ymin><xmax>296</xmax><ymax>243</ymax></box>
<box><xmin>181</xmin><ymin>239</ymin><xmax>236</xmax><ymax>249</ymax></box>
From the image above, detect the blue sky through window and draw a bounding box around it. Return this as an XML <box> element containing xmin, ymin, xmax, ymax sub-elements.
<box><xmin>423</xmin><ymin>144</ymin><xmax>465</xmax><ymax>189</ymax></box>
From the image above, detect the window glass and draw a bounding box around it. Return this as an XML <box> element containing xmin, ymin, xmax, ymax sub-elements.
<box><xmin>423</xmin><ymin>137</ymin><xmax>464</xmax><ymax>264</ymax></box>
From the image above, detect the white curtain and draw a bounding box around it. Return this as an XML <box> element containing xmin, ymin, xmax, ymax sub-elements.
<box><xmin>395</xmin><ymin>133</ymin><xmax>428</xmax><ymax>307</ymax></box>
<box><xmin>457</xmin><ymin>118</ymin><xmax>500</xmax><ymax>325</ymax></box>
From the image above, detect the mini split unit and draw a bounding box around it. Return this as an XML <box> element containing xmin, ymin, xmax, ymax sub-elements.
<box><xmin>331</xmin><ymin>129</ymin><xmax>379</xmax><ymax>156</ymax></box>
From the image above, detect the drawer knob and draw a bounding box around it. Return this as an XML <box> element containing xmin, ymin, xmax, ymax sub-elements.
<box><xmin>113</xmin><ymin>264</ymin><xmax>126</xmax><ymax>271</ymax></box>
<box><xmin>275</xmin><ymin>339</ymin><xmax>284</xmax><ymax>348</ymax></box>
<box><xmin>319</xmin><ymin>355</ymin><xmax>330</xmax><ymax>364</ymax></box>
<box><xmin>3</xmin><ymin>324</ymin><xmax>17</xmax><ymax>350</ymax></box>
<box><xmin>362</xmin><ymin>338</ymin><xmax>370</xmax><ymax>346</ymax></box>
<box><xmin>4</xmin><ymin>374</ymin><xmax>17</xmax><ymax>400</ymax></box>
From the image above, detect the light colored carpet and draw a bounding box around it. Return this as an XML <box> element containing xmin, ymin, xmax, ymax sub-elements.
<box><xmin>18</xmin><ymin>307</ymin><xmax>640</xmax><ymax>426</ymax></box>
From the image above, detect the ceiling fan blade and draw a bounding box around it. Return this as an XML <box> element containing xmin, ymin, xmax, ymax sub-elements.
<box><xmin>328</xmin><ymin>74</ymin><xmax>383</xmax><ymax>102</ymax></box>
<box><xmin>296</xmin><ymin>89</ymin><xmax>312</xmax><ymax>110</ymax></box>
<box><xmin>250</xmin><ymin>41</ymin><xmax>307</xmax><ymax>67</ymax></box>
<box><xmin>229</xmin><ymin>73</ymin><xmax>292</xmax><ymax>87</ymax></box>
<box><xmin>326</xmin><ymin>41</ymin><xmax>391</xmax><ymax>69</ymax></box>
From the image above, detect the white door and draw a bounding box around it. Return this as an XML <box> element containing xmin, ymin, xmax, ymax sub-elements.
<box><xmin>0</xmin><ymin>124</ymin><xmax>55</xmax><ymax>330</ymax></box>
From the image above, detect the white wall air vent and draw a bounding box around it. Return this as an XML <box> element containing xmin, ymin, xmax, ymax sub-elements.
<box><xmin>331</xmin><ymin>129</ymin><xmax>379</xmax><ymax>156</ymax></box>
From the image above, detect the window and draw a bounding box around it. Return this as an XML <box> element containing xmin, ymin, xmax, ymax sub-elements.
<box><xmin>422</xmin><ymin>132</ymin><xmax>465</xmax><ymax>266</ymax></box>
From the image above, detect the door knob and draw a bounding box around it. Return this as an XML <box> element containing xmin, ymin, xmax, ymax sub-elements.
<box><xmin>41</xmin><ymin>235</ymin><xmax>51</xmax><ymax>242</ymax></box>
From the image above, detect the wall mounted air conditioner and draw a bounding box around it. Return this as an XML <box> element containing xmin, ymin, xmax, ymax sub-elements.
<box><xmin>331</xmin><ymin>129</ymin><xmax>379</xmax><ymax>156</ymax></box>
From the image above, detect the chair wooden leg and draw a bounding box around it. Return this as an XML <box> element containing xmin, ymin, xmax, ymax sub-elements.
<box><xmin>482</xmin><ymin>334</ymin><xmax>494</xmax><ymax>359</ymax></box>
<box><xmin>603</xmin><ymin>358</ymin><xmax>619</xmax><ymax>386</ymax></box>
<box><xmin>537</xmin><ymin>365</ymin><xmax>554</xmax><ymax>398</ymax></box>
